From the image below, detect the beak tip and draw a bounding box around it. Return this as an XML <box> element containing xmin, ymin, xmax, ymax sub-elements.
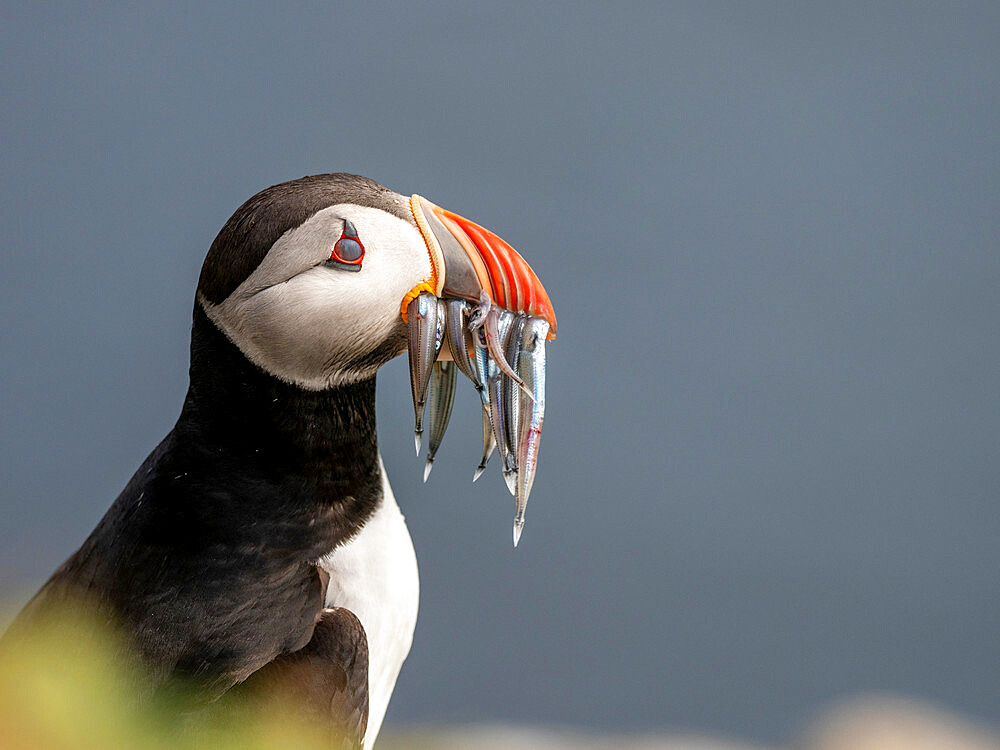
<box><xmin>414</xmin><ymin>430</ymin><xmax>422</xmax><ymax>455</ymax></box>
<box><xmin>423</xmin><ymin>459</ymin><xmax>434</xmax><ymax>482</ymax></box>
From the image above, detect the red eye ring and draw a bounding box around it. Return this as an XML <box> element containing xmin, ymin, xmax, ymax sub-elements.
<box><xmin>326</xmin><ymin>219</ymin><xmax>365</xmax><ymax>271</ymax></box>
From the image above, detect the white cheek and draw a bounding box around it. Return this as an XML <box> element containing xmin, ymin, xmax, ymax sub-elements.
<box><xmin>203</xmin><ymin>206</ymin><xmax>433</xmax><ymax>389</ymax></box>
<box><xmin>242</xmin><ymin>270</ymin><xmax>400</xmax><ymax>383</ymax></box>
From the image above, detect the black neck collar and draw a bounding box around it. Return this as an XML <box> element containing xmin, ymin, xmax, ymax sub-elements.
<box><xmin>172</xmin><ymin>305</ymin><xmax>383</xmax><ymax>540</ymax></box>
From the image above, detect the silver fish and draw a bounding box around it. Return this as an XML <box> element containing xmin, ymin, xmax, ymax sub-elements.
<box><xmin>423</xmin><ymin>361</ymin><xmax>457</xmax><ymax>482</ymax></box>
<box><xmin>486</xmin><ymin>310</ymin><xmax>516</xmax><ymax>480</ymax></box>
<box><xmin>406</xmin><ymin>292</ymin><xmax>442</xmax><ymax>455</ymax></box>
<box><xmin>486</xmin><ymin>362</ymin><xmax>506</xmax><ymax>477</ymax></box>
<box><xmin>467</xmin><ymin>289</ymin><xmax>492</xmax><ymax>332</ymax></box>
<box><xmin>435</xmin><ymin>298</ymin><xmax>447</xmax><ymax>351</ymax></box>
<box><xmin>445</xmin><ymin>299</ymin><xmax>481</xmax><ymax>389</ymax></box>
<box><xmin>484</xmin><ymin>306</ymin><xmax>527</xmax><ymax>390</ymax></box>
<box><xmin>473</xmin><ymin>404</ymin><xmax>496</xmax><ymax>482</ymax></box>
<box><xmin>470</xmin><ymin>326</ymin><xmax>492</xmax><ymax>404</ymax></box>
<box><xmin>501</xmin><ymin>315</ymin><xmax>526</xmax><ymax>495</ymax></box>
<box><xmin>470</xmin><ymin>326</ymin><xmax>496</xmax><ymax>478</ymax></box>
<box><xmin>512</xmin><ymin>317</ymin><xmax>549</xmax><ymax>547</ymax></box>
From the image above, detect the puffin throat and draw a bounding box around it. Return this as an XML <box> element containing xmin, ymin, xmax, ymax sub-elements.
<box><xmin>179</xmin><ymin>305</ymin><xmax>384</xmax><ymax>541</ymax></box>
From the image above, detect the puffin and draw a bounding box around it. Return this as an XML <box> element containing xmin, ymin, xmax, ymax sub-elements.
<box><xmin>2</xmin><ymin>174</ymin><xmax>556</xmax><ymax>749</ymax></box>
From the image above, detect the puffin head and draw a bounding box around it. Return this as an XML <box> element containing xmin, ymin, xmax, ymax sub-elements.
<box><xmin>197</xmin><ymin>173</ymin><xmax>556</xmax><ymax>544</ymax></box>
<box><xmin>198</xmin><ymin>173</ymin><xmax>554</xmax><ymax>387</ymax></box>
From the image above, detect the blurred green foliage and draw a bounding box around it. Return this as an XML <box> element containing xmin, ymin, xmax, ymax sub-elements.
<box><xmin>0</xmin><ymin>601</ymin><xmax>333</xmax><ymax>750</ymax></box>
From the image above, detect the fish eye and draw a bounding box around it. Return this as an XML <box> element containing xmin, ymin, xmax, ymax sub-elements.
<box><xmin>326</xmin><ymin>219</ymin><xmax>365</xmax><ymax>271</ymax></box>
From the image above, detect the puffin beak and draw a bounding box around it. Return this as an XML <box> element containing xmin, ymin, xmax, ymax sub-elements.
<box><xmin>403</xmin><ymin>195</ymin><xmax>557</xmax><ymax>547</ymax></box>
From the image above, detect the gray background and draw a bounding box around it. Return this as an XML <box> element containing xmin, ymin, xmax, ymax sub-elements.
<box><xmin>1</xmin><ymin>1</ymin><xmax>998</xmax><ymax>743</ymax></box>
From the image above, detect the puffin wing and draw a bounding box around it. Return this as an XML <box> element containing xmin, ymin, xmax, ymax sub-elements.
<box><xmin>236</xmin><ymin>606</ymin><xmax>370</xmax><ymax>749</ymax></box>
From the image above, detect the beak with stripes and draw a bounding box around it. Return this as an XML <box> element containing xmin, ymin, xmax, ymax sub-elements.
<box><xmin>403</xmin><ymin>196</ymin><xmax>557</xmax><ymax>546</ymax></box>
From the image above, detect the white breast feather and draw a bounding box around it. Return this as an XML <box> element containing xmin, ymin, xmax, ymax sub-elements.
<box><xmin>318</xmin><ymin>459</ymin><xmax>419</xmax><ymax>750</ymax></box>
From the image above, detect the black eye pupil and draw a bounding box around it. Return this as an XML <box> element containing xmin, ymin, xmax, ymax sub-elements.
<box><xmin>335</xmin><ymin>238</ymin><xmax>363</xmax><ymax>262</ymax></box>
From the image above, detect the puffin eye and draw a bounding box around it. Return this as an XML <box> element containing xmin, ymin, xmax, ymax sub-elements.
<box><xmin>326</xmin><ymin>219</ymin><xmax>365</xmax><ymax>272</ymax></box>
<box><xmin>334</xmin><ymin>237</ymin><xmax>364</xmax><ymax>261</ymax></box>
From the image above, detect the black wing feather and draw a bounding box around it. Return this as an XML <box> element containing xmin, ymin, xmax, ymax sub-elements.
<box><xmin>233</xmin><ymin>606</ymin><xmax>370</xmax><ymax>749</ymax></box>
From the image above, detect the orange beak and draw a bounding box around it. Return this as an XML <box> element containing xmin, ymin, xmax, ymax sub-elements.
<box><xmin>406</xmin><ymin>195</ymin><xmax>557</xmax><ymax>338</ymax></box>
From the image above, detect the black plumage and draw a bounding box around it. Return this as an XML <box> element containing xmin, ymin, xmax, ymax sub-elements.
<box><xmin>2</xmin><ymin>175</ymin><xmax>415</xmax><ymax>746</ymax></box>
<box><xmin>12</xmin><ymin>307</ymin><xmax>378</xmax><ymax>703</ymax></box>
